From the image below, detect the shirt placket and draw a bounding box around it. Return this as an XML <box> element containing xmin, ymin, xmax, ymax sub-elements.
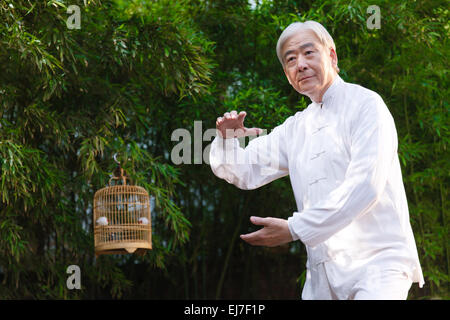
<box><xmin>306</xmin><ymin>103</ymin><xmax>332</xmax><ymax>266</ymax></box>
<box><xmin>309</xmin><ymin>103</ymin><xmax>328</xmax><ymax>193</ymax></box>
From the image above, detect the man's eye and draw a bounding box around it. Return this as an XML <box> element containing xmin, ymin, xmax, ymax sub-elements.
<box><xmin>305</xmin><ymin>50</ymin><xmax>313</xmax><ymax>55</ymax></box>
<box><xmin>288</xmin><ymin>57</ymin><xmax>295</xmax><ymax>62</ymax></box>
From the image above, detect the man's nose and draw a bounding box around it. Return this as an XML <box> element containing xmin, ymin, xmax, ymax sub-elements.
<box><xmin>296</xmin><ymin>56</ymin><xmax>308</xmax><ymax>71</ymax></box>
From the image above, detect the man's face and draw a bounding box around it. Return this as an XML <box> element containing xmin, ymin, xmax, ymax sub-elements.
<box><xmin>281</xmin><ymin>29</ymin><xmax>337</xmax><ymax>102</ymax></box>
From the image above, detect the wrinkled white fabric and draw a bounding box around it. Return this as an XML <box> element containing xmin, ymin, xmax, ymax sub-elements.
<box><xmin>209</xmin><ymin>75</ymin><xmax>425</xmax><ymax>297</ymax></box>
<box><xmin>302</xmin><ymin>260</ymin><xmax>413</xmax><ymax>300</ymax></box>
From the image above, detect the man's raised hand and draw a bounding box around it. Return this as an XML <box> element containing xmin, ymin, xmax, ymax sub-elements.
<box><xmin>216</xmin><ymin>110</ymin><xmax>263</xmax><ymax>139</ymax></box>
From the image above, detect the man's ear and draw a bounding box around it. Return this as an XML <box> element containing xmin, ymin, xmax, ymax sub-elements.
<box><xmin>330</xmin><ymin>48</ymin><xmax>338</xmax><ymax>72</ymax></box>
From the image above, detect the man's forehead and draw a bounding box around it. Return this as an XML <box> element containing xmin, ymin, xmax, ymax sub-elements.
<box><xmin>282</xmin><ymin>29</ymin><xmax>321</xmax><ymax>51</ymax></box>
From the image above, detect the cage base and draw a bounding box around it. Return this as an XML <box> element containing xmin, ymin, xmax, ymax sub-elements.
<box><xmin>95</xmin><ymin>241</ymin><xmax>152</xmax><ymax>257</ymax></box>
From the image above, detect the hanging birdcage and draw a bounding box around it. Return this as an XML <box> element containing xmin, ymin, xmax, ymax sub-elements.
<box><xmin>93</xmin><ymin>155</ymin><xmax>152</xmax><ymax>256</ymax></box>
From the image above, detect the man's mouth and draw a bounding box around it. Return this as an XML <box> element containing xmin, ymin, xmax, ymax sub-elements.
<box><xmin>299</xmin><ymin>76</ymin><xmax>313</xmax><ymax>82</ymax></box>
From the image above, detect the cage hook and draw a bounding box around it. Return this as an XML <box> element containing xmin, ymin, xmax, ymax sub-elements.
<box><xmin>113</xmin><ymin>153</ymin><xmax>120</xmax><ymax>165</ymax></box>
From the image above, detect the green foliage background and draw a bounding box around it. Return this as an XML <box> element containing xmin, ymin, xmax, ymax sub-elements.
<box><xmin>0</xmin><ymin>0</ymin><xmax>448</xmax><ymax>299</ymax></box>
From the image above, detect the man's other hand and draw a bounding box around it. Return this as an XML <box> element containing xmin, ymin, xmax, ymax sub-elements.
<box><xmin>240</xmin><ymin>216</ymin><xmax>293</xmax><ymax>247</ymax></box>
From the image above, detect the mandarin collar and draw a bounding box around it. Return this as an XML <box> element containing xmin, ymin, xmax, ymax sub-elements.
<box><xmin>312</xmin><ymin>75</ymin><xmax>344</xmax><ymax>106</ymax></box>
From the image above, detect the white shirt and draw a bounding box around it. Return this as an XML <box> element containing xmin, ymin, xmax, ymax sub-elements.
<box><xmin>209</xmin><ymin>75</ymin><xmax>424</xmax><ymax>288</ymax></box>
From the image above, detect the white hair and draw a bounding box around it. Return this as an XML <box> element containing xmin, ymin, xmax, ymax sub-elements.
<box><xmin>276</xmin><ymin>21</ymin><xmax>338</xmax><ymax>71</ymax></box>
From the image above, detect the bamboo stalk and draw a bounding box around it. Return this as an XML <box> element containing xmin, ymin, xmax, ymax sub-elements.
<box><xmin>200</xmin><ymin>184</ymin><xmax>207</xmax><ymax>299</ymax></box>
<box><xmin>215</xmin><ymin>194</ymin><xmax>250</xmax><ymax>299</ymax></box>
<box><xmin>403</xmin><ymin>91</ymin><xmax>430</xmax><ymax>295</ymax></box>
<box><xmin>440</xmin><ymin>181</ymin><xmax>449</xmax><ymax>289</ymax></box>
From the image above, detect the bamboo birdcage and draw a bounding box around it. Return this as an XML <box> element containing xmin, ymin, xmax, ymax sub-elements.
<box><xmin>93</xmin><ymin>163</ymin><xmax>152</xmax><ymax>256</ymax></box>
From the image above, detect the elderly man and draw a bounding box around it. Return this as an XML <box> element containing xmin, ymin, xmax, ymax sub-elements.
<box><xmin>209</xmin><ymin>21</ymin><xmax>424</xmax><ymax>300</ymax></box>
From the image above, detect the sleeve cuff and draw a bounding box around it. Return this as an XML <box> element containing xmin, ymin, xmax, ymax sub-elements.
<box><xmin>287</xmin><ymin>215</ymin><xmax>300</xmax><ymax>241</ymax></box>
<box><xmin>209</xmin><ymin>133</ymin><xmax>241</xmax><ymax>178</ymax></box>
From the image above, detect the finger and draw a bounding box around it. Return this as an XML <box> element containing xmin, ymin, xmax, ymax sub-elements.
<box><xmin>243</xmin><ymin>127</ymin><xmax>263</xmax><ymax>137</ymax></box>
<box><xmin>230</xmin><ymin>110</ymin><xmax>238</xmax><ymax>119</ymax></box>
<box><xmin>224</xmin><ymin>112</ymin><xmax>231</xmax><ymax>119</ymax></box>
<box><xmin>217</xmin><ymin>116</ymin><xmax>223</xmax><ymax>123</ymax></box>
<box><xmin>237</xmin><ymin>111</ymin><xmax>247</xmax><ymax>122</ymax></box>
<box><xmin>240</xmin><ymin>230</ymin><xmax>264</xmax><ymax>246</ymax></box>
<box><xmin>249</xmin><ymin>216</ymin><xmax>269</xmax><ymax>226</ymax></box>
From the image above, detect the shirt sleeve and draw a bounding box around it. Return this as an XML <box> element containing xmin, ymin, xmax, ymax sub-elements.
<box><xmin>288</xmin><ymin>94</ymin><xmax>398</xmax><ymax>246</ymax></box>
<box><xmin>209</xmin><ymin>122</ymin><xmax>289</xmax><ymax>190</ymax></box>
